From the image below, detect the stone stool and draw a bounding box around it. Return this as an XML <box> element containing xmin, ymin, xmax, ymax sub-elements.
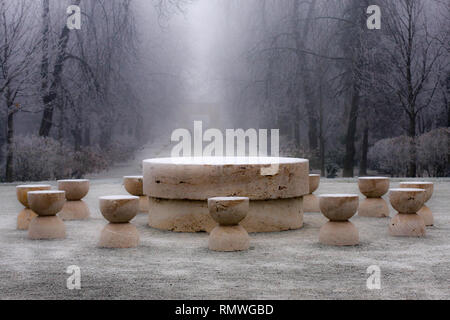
<box><xmin>208</xmin><ymin>197</ymin><xmax>250</xmax><ymax>252</ymax></box>
<box><xmin>319</xmin><ymin>194</ymin><xmax>359</xmax><ymax>246</ymax></box>
<box><xmin>57</xmin><ymin>179</ymin><xmax>90</xmax><ymax>220</ymax></box>
<box><xmin>399</xmin><ymin>182</ymin><xmax>434</xmax><ymax>226</ymax></box>
<box><xmin>124</xmin><ymin>176</ymin><xmax>149</xmax><ymax>213</ymax></box>
<box><xmin>98</xmin><ymin>196</ymin><xmax>140</xmax><ymax>248</ymax></box>
<box><xmin>388</xmin><ymin>188</ymin><xmax>426</xmax><ymax>237</ymax></box>
<box><xmin>358</xmin><ymin>177</ymin><xmax>390</xmax><ymax>218</ymax></box>
<box><xmin>303</xmin><ymin>174</ymin><xmax>320</xmax><ymax>212</ymax></box>
<box><xmin>16</xmin><ymin>184</ymin><xmax>51</xmax><ymax>230</ymax></box>
<box><xmin>27</xmin><ymin>191</ymin><xmax>66</xmax><ymax>240</ymax></box>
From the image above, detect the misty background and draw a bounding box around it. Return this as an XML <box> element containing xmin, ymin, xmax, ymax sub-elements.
<box><xmin>0</xmin><ymin>0</ymin><xmax>449</xmax><ymax>182</ymax></box>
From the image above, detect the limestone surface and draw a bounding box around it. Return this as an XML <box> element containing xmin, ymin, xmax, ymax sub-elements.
<box><xmin>143</xmin><ymin>157</ymin><xmax>309</xmax><ymax>200</ymax></box>
<box><xmin>319</xmin><ymin>221</ymin><xmax>359</xmax><ymax>246</ymax></box>
<box><xmin>17</xmin><ymin>209</ymin><xmax>37</xmax><ymax>230</ymax></box>
<box><xmin>208</xmin><ymin>197</ymin><xmax>249</xmax><ymax>226</ymax></box>
<box><xmin>123</xmin><ymin>176</ymin><xmax>145</xmax><ymax>196</ymax></box>
<box><xmin>399</xmin><ymin>182</ymin><xmax>434</xmax><ymax>226</ymax></box>
<box><xmin>308</xmin><ymin>174</ymin><xmax>320</xmax><ymax>194</ymax></box>
<box><xmin>358</xmin><ymin>198</ymin><xmax>390</xmax><ymax>218</ymax></box>
<box><xmin>389</xmin><ymin>188</ymin><xmax>426</xmax><ymax>214</ymax></box>
<box><xmin>59</xmin><ymin>200</ymin><xmax>90</xmax><ymax>220</ymax></box>
<box><xmin>98</xmin><ymin>223</ymin><xmax>140</xmax><ymax>248</ymax></box>
<box><xmin>148</xmin><ymin>197</ymin><xmax>303</xmax><ymax>233</ymax></box>
<box><xmin>28</xmin><ymin>216</ymin><xmax>66</xmax><ymax>240</ymax></box>
<box><xmin>358</xmin><ymin>177</ymin><xmax>389</xmax><ymax>198</ymax></box>
<box><xmin>16</xmin><ymin>185</ymin><xmax>51</xmax><ymax>208</ymax></box>
<box><xmin>389</xmin><ymin>213</ymin><xmax>426</xmax><ymax>237</ymax></box>
<box><xmin>57</xmin><ymin>179</ymin><xmax>89</xmax><ymax>201</ymax></box>
<box><xmin>208</xmin><ymin>225</ymin><xmax>250</xmax><ymax>252</ymax></box>
<box><xmin>319</xmin><ymin>194</ymin><xmax>359</xmax><ymax>221</ymax></box>
<box><xmin>27</xmin><ymin>191</ymin><xmax>66</xmax><ymax>216</ymax></box>
<box><xmin>99</xmin><ymin>195</ymin><xmax>139</xmax><ymax>223</ymax></box>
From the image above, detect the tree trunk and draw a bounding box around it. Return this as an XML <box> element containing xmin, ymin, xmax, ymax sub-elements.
<box><xmin>343</xmin><ymin>86</ymin><xmax>359</xmax><ymax>177</ymax></box>
<box><xmin>359</xmin><ymin>123</ymin><xmax>369</xmax><ymax>176</ymax></box>
<box><xmin>407</xmin><ymin>114</ymin><xmax>417</xmax><ymax>177</ymax></box>
<box><xmin>39</xmin><ymin>0</ymin><xmax>81</xmax><ymax>137</ymax></box>
<box><xmin>5</xmin><ymin>104</ymin><xmax>14</xmax><ymax>182</ymax></box>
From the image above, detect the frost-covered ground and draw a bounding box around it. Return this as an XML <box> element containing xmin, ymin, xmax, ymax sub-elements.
<box><xmin>0</xmin><ymin>140</ymin><xmax>449</xmax><ymax>300</ymax></box>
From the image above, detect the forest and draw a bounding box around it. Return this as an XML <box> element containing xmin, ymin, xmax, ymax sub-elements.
<box><xmin>0</xmin><ymin>0</ymin><xmax>449</xmax><ymax>182</ymax></box>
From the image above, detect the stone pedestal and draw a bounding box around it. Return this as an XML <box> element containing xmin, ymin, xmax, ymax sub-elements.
<box><xmin>124</xmin><ymin>176</ymin><xmax>149</xmax><ymax>213</ymax></box>
<box><xmin>27</xmin><ymin>191</ymin><xmax>66</xmax><ymax>240</ymax></box>
<box><xmin>358</xmin><ymin>177</ymin><xmax>390</xmax><ymax>218</ymax></box>
<box><xmin>303</xmin><ymin>174</ymin><xmax>320</xmax><ymax>212</ymax></box>
<box><xmin>16</xmin><ymin>185</ymin><xmax>51</xmax><ymax>230</ymax></box>
<box><xmin>58</xmin><ymin>179</ymin><xmax>90</xmax><ymax>220</ymax></box>
<box><xmin>319</xmin><ymin>194</ymin><xmax>359</xmax><ymax>246</ymax></box>
<box><xmin>208</xmin><ymin>197</ymin><xmax>250</xmax><ymax>252</ymax></box>
<box><xmin>399</xmin><ymin>182</ymin><xmax>434</xmax><ymax>226</ymax></box>
<box><xmin>388</xmin><ymin>188</ymin><xmax>426</xmax><ymax>237</ymax></box>
<box><xmin>143</xmin><ymin>157</ymin><xmax>309</xmax><ymax>233</ymax></box>
<box><xmin>98</xmin><ymin>196</ymin><xmax>140</xmax><ymax>248</ymax></box>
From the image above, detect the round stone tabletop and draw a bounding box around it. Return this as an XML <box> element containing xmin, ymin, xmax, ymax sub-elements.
<box><xmin>143</xmin><ymin>157</ymin><xmax>309</xmax><ymax>200</ymax></box>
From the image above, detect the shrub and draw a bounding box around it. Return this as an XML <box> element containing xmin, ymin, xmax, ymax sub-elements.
<box><xmin>368</xmin><ymin>128</ymin><xmax>449</xmax><ymax>177</ymax></box>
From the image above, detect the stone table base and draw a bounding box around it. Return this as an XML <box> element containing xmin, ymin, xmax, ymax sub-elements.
<box><xmin>417</xmin><ymin>205</ymin><xmax>433</xmax><ymax>226</ymax></box>
<box><xmin>358</xmin><ymin>198</ymin><xmax>390</xmax><ymax>218</ymax></box>
<box><xmin>28</xmin><ymin>216</ymin><xmax>66</xmax><ymax>240</ymax></box>
<box><xmin>148</xmin><ymin>197</ymin><xmax>303</xmax><ymax>233</ymax></box>
<box><xmin>303</xmin><ymin>194</ymin><xmax>319</xmax><ymax>212</ymax></box>
<box><xmin>209</xmin><ymin>225</ymin><xmax>250</xmax><ymax>251</ymax></box>
<box><xmin>98</xmin><ymin>223</ymin><xmax>140</xmax><ymax>248</ymax></box>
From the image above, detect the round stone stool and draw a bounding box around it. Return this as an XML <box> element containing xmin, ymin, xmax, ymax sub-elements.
<box><xmin>303</xmin><ymin>174</ymin><xmax>320</xmax><ymax>212</ymax></box>
<box><xmin>16</xmin><ymin>185</ymin><xmax>51</xmax><ymax>230</ymax></box>
<box><xmin>399</xmin><ymin>182</ymin><xmax>434</xmax><ymax>226</ymax></box>
<box><xmin>319</xmin><ymin>194</ymin><xmax>359</xmax><ymax>246</ymax></box>
<box><xmin>388</xmin><ymin>188</ymin><xmax>426</xmax><ymax>237</ymax></box>
<box><xmin>57</xmin><ymin>179</ymin><xmax>90</xmax><ymax>220</ymax></box>
<box><xmin>208</xmin><ymin>197</ymin><xmax>250</xmax><ymax>252</ymax></box>
<box><xmin>27</xmin><ymin>191</ymin><xmax>66</xmax><ymax>240</ymax></box>
<box><xmin>124</xmin><ymin>176</ymin><xmax>149</xmax><ymax>213</ymax></box>
<box><xmin>358</xmin><ymin>177</ymin><xmax>390</xmax><ymax>218</ymax></box>
<box><xmin>98</xmin><ymin>196</ymin><xmax>140</xmax><ymax>248</ymax></box>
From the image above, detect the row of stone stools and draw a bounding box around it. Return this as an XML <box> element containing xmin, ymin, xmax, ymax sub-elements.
<box><xmin>309</xmin><ymin>175</ymin><xmax>434</xmax><ymax>246</ymax></box>
<box><xmin>15</xmin><ymin>175</ymin><xmax>435</xmax><ymax>250</ymax></box>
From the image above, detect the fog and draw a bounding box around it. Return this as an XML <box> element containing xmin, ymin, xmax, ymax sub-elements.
<box><xmin>0</xmin><ymin>0</ymin><xmax>448</xmax><ymax>181</ymax></box>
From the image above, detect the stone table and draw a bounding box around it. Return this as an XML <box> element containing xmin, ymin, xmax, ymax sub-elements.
<box><xmin>143</xmin><ymin>157</ymin><xmax>309</xmax><ymax>233</ymax></box>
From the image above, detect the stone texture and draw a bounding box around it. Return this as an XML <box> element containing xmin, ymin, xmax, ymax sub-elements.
<box><xmin>389</xmin><ymin>188</ymin><xmax>426</xmax><ymax>214</ymax></box>
<box><xmin>358</xmin><ymin>198</ymin><xmax>390</xmax><ymax>218</ymax></box>
<box><xmin>17</xmin><ymin>209</ymin><xmax>37</xmax><ymax>230</ymax></box>
<box><xmin>304</xmin><ymin>174</ymin><xmax>320</xmax><ymax>212</ymax></box>
<box><xmin>399</xmin><ymin>182</ymin><xmax>434</xmax><ymax>226</ymax></box>
<box><xmin>308</xmin><ymin>174</ymin><xmax>320</xmax><ymax>194</ymax></box>
<box><xmin>99</xmin><ymin>195</ymin><xmax>139</xmax><ymax>223</ymax></box>
<box><xmin>417</xmin><ymin>205</ymin><xmax>434</xmax><ymax>226</ymax></box>
<box><xmin>358</xmin><ymin>177</ymin><xmax>389</xmax><ymax>198</ymax></box>
<box><xmin>389</xmin><ymin>213</ymin><xmax>426</xmax><ymax>237</ymax></box>
<box><xmin>318</xmin><ymin>194</ymin><xmax>359</xmax><ymax>246</ymax></box>
<box><xmin>27</xmin><ymin>191</ymin><xmax>66</xmax><ymax>216</ymax></box>
<box><xmin>143</xmin><ymin>157</ymin><xmax>309</xmax><ymax>201</ymax></box>
<box><xmin>303</xmin><ymin>194</ymin><xmax>320</xmax><ymax>213</ymax></box>
<box><xmin>57</xmin><ymin>179</ymin><xmax>89</xmax><ymax>201</ymax></box>
<box><xmin>28</xmin><ymin>216</ymin><xmax>66</xmax><ymax>240</ymax></box>
<box><xmin>319</xmin><ymin>194</ymin><xmax>359</xmax><ymax>221</ymax></box>
<box><xmin>208</xmin><ymin>225</ymin><xmax>250</xmax><ymax>252</ymax></box>
<box><xmin>58</xmin><ymin>200</ymin><xmax>90</xmax><ymax>221</ymax></box>
<box><xmin>208</xmin><ymin>197</ymin><xmax>249</xmax><ymax>226</ymax></box>
<box><xmin>98</xmin><ymin>223</ymin><xmax>140</xmax><ymax>248</ymax></box>
<box><xmin>148</xmin><ymin>197</ymin><xmax>303</xmax><ymax>233</ymax></box>
<box><xmin>208</xmin><ymin>197</ymin><xmax>250</xmax><ymax>252</ymax></box>
<box><xmin>16</xmin><ymin>185</ymin><xmax>51</xmax><ymax>208</ymax></box>
<box><xmin>124</xmin><ymin>176</ymin><xmax>145</xmax><ymax>196</ymax></box>
<box><xmin>139</xmin><ymin>196</ymin><xmax>149</xmax><ymax>213</ymax></box>
<box><xmin>319</xmin><ymin>221</ymin><xmax>359</xmax><ymax>246</ymax></box>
